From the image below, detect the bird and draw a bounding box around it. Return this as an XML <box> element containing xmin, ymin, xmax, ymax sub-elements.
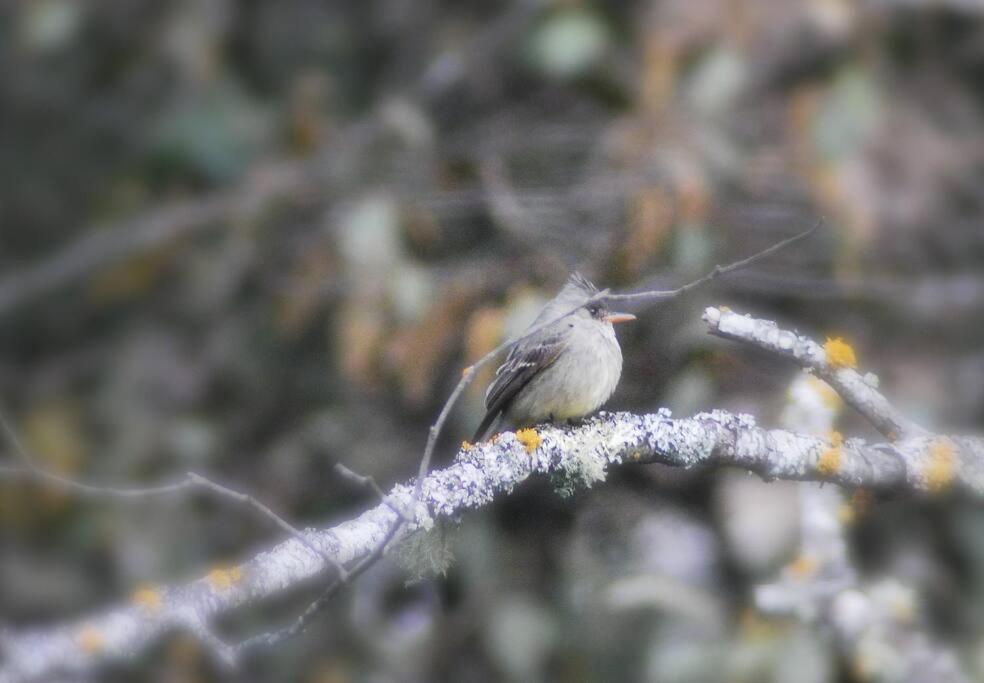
<box><xmin>472</xmin><ymin>273</ymin><xmax>636</xmax><ymax>442</ymax></box>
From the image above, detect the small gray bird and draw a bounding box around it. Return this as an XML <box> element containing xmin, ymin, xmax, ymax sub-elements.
<box><xmin>472</xmin><ymin>273</ymin><xmax>636</xmax><ymax>442</ymax></box>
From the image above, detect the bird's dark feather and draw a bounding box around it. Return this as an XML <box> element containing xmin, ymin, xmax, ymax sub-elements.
<box><xmin>471</xmin><ymin>333</ymin><xmax>566</xmax><ymax>442</ymax></box>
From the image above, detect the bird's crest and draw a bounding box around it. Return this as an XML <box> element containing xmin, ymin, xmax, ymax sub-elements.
<box><xmin>567</xmin><ymin>272</ymin><xmax>598</xmax><ymax>296</ymax></box>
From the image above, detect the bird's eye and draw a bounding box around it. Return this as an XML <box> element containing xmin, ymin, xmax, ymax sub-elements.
<box><xmin>587</xmin><ymin>304</ymin><xmax>601</xmax><ymax>317</ymax></box>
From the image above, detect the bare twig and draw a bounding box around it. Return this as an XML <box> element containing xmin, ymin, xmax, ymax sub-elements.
<box><xmin>604</xmin><ymin>218</ymin><xmax>823</xmax><ymax>306</ymax></box>
<box><xmin>233</xmin><ymin>509</ymin><xmax>405</xmax><ymax>653</ymax></box>
<box><xmin>184</xmin><ymin>472</ymin><xmax>347</xmax><ymax>580</ymax></box>
<box><xmin>233</xmin><ymin>464</ymin><xmax>416</xmax><ymax>653</ymax></box>
<box><xmin>333</xmin><ymin>463</ymin><xmax>389</xmax><ymax>506</ymax></box>
<box><xmin>0</xmin><ymin>410</ymin><xmax>190</xmax><ymax>497</ymax></box>
<box><xmin>0</xmin><ymin>411</ymin><xmax>342</xmax><ymax>577</ymax></box>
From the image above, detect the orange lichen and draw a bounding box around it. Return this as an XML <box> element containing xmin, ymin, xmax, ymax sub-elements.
<box><xmin>925</xmin><ymin>439</ymin><xmax>957</xmax><ymax>493</ymax></box>
<box><xmin>460</xmin><ymin>440</ymin><xmax>474</xmax><ymax>452</ymax></box>
<box><xmin>515</xmin><ymin>428</ymin><xmax>541</xmax><ymax>454</ymax></box>
<box><xmin>817</xmin><ymin>431</ymin><xmax>844</xmax><ymax>476</ymax></box>
<box><xmin>461</xmin><ymin>365</ymin><xmax>474</xmax><ymax>378</ymax></box>
<box><xmin>77</xmin><ymin>624</ymin><xmax>104</xmax><ymax>653</ymax></box>
<box><xmin>824</xmin><ymin>337</ymin><xmax>857</xmax><ymax>369</ymax></box>
<box><xmin>786</xmin><ymin>555</ymin><xmax>817</xmax><ymax>579</ymax></box>
<box><xmin>131</xmin><ymin>585</ymin><xmax>162</xmax><ymax>611</ymax></box>
<box><xmin>206</xmin><ymin>566</ymin><xmax>243</xmax><ymax>591</ymax></box>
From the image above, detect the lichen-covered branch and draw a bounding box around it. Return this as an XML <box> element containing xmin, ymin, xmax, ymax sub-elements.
<box><xmin>702</xmin><ymin>307</ymin><xmax>984</xmax><ymax>494</ymax></box>
<box><xmin>703</xmin><ymin>306</ymin><xmax>923</xmax><ymax>440</ymax></box>
<box><xmin>2</xmin><ymin>407</ymin><xmax>981</xmax><ymax>682</ymax></box>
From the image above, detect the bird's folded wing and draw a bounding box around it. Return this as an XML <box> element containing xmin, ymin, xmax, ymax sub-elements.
<box><xmin>484</xmin><ymin>333</ymin><xmax>566</xmax><ymax>417</ymax></box>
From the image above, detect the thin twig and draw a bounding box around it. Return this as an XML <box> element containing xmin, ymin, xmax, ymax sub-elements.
<box><xmin>234</xmin><ymin>464</ymin><xmax>413</xmax><ymax>652</ymax></box>
<box><xmin>234</xmin><ymin>512</ymin><xmax>405</xmax><ymax>653</ymax></box>
<box><xmin>185</xmin><ymin>472</ymin><xmax>347</xmax><ymax>580</ymax></box>
<box><xmin>0</xmin><ymin>409</ymin><xmax>191</xmax><ymax>496</ymax></box>
<box><xmin>604</xmin><ymin>218</ymin><xmax>824</xmax><ymax>305</ymax></box>
<box><xmin>332</xmin><ymin>463</ymin><xmax>409</xmax><ymax>522</ymax></box>
<box><xmin>0</xmin><ymin>410</ymin><xmax>343</xmax><ymax>577</ymax></box>
<box><xmin>414</xmin><ymin>365</ymin><xmax>476</xmax><ymax>502</ymax></box>
<box><xmin>333</xmin><ymin>463</ymin><xmax>388</xmax><ymax>503</ymax></box>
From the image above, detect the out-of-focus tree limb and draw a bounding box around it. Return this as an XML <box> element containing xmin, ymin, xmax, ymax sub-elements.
<box><xmin>0</xmin><ymin>161</ymin><xmax>319</xmax><ymax>320</ymax></box>
<box><xmin>704</xmin><ymin>306</ymin><xmax>924</xmax><ymax>440</ymax></box>
<box><xmin>0</xmin><ymin>0</ymin><xmax>543</xmax><ymax>323</ymax></box>
<box><xmin>2</xmin><ymin>402</ymin><xmax>982</xmax><ymax>681</ymax></box>
<box><xmin>758</xmin><ymin>373</ymin><xmax>968</xmax><ymax>683</ymax></box>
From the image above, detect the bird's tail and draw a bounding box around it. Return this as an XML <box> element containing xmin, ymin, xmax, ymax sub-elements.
<box><xmin>471</xmin><ymin>410</ymin><xmax>501</xmax><ymax>444</ymax></box>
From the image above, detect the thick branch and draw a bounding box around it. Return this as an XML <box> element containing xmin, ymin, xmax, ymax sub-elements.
<box><xmin>2</xmin><ymin>409</ymin><xmax>980</xmax><ymax>682</ymax></box>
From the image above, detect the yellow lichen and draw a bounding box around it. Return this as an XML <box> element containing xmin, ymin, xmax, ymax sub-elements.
<box><xmin>460</xmin><ymin>440</ymin><xmax>474</xmax><ymax>451</ymax></box>
<box><xmin>131</xmin><ymin>585</ymin><xmax>162</xmax><ymax>611</ymax></box>
<box><xmin>206</xmin><ymin>566</ymin><xmax>243</xmax><ymax>591</ymax></box>
<box><xmin>77</xmin><ymin>624</ymin><xmax>104</xmax><ymax>653</ymax></box>
<box><xmin>824</xmin><ymin>337</ymin><xmax>857</xmax><ymax>369</ymax></box>
<box><xmin>925</xmin><ymin>439</ymin><xmax>957</xmax><ymax>493</ymax></box>
<box><xmin>515</xmin><ymin>428</ymin><xmax>541</xmax><ymax>454</ymax></box>
<box><xmin>817</xmin><ymin>431</ymin><xmax>843</xmax><ymax>476</ymax></box>
<box><xmin>786</xmin><ymin>555</ymin><xmax>817</xmax><ymax>579</ymax></box>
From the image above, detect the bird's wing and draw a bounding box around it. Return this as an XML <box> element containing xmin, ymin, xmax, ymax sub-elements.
<box><xmin>472</xmin><ymin>333</ymin><xmax>566</xmax><ymax>441</ymax></box>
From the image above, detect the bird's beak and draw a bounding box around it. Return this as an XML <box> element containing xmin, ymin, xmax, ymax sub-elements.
<box><xmin>603</xmin><ymin>312</ymin><xmax>636</xmax><ymax>325</ymax></box>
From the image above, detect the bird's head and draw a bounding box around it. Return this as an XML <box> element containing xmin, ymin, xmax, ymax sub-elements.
<box><xmin>557</xmin><ymin>272</ymin><xmax>636</xmax><ymax>326</ymax></box>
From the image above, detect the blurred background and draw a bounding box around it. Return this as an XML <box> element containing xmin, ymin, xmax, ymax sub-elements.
<box><xmin>2</xmin><ymin>0</ymin><xmax>984</xmax><ymax>681</ymax></box>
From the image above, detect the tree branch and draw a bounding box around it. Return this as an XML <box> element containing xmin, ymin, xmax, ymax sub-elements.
<box><xmin>0</xmin><ymin>409</ymin><xmax>344</xmax><ymax>578</ymax></box>
<box><xmin>2</xmin><ymin>405</ymin><xmax>981</xmax><ymax>682</ymax></box>
<box><xmin>703</xmin><ymin>306</ymin><xmax>924</xmax><ymax>440</ymax></box>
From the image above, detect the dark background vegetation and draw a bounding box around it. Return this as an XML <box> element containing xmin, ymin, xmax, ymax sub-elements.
<box><xmin>2</xmin><ymin>0</ymin><xmax>984</xmax><ymax>680</ymax></box>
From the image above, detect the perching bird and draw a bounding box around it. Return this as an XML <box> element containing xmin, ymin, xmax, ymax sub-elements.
<box><xmin>472</xmin><ymin>273</ymin><xmax>636</xmax><ymax>442</ymax></box>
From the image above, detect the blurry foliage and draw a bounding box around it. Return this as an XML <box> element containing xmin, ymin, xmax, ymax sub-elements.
<box><xmin>2</xmin><ymin>0</ymin><xmax>984</xmax><ymax>681</ymax></box>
